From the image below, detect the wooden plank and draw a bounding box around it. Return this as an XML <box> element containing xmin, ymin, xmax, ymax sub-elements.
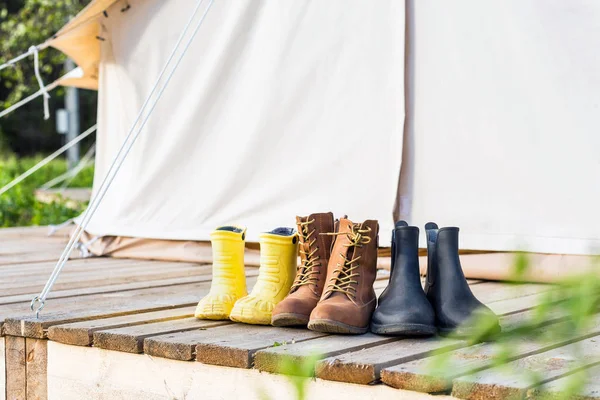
<box><xmin>316</xmin><ymin>336</ymin><xmax>461</xmax><ymax>385</ymax></box>
<box><xmin>93</xmin><ymin>318</ymin><xmax>228</xmax><ymax>354</ymax></box>
<box><xmin>0</xmin><ymin>264</ymin><xmax>211</xmax><ymax>297</ymax></box>
<box><xmin>468</xmin><ymin>282</ymin><xmax>552</xmax><ymax>304</ymax></box>
<box><xmin>25</xmin><ymin>338</ymin><xmax>48</xmax><ymax>400</ymax></box>
<box><xmin>0</xmin><ymin>270</ymin><xmax>253</xmax><ymax>307</ymax></box>
<box><xmin>0</xmin><ymin>338</ymin><xmax>5</xmax><ymax>400</ymax></box>
<box><xmin>0</xmin><ymin>226</ymin><xmax>56</xmax><ymax>239</ymax></box>
<box><xmin>1</xmin><ymin>281</ymin><xmax>214</xmax><ymax>338</ymax></box>
<box><xmin>144</xmin><ymin>324</ymin><xmax>325</xmax><ymax>364</ymax></box>
<box><xmin>315</xmin><ymin>304</ymin><xmax>564</xmax><ymax>386</ymax></box>
<box><xmin>193</xmin><ymin>325</ymin><xmax>328</xmax><ymax>368</ymax></box>
<box><xmin>0</xmin><ymin>253</ymin><xmax>64</xmax><ymax>266</ymax></box>
<box><xmin>0</xmin><ymin>259</ymin><xmax>210</xmax><ymax>284</ymax></box>
<box><xmin>0</xmin><ymin>261</ymin><xmax>208</xmax><ymax>286</ymax></box>
<box><xmin>144</xmin><ymin>329</ymin><xmax>221</xmax><ymax>362</ymax></box>
<box><xmin>0</xmin><ymin>243</ymin><xmax>66</xmax><ymax>255</ymax></box>
<box><xmin>5</xmin><ymin>336</ymin><xmax>26</xmax><ymax>400</ymax></box>
<box><xmin>0</xmin><ymin>247</ymin><xmax>67</xmax><ymax>259</ymax></box>
<box><xmin>0</xmin><ymin>252</ymin><xmax>74</xmax><ymax>266</ymax></box>
<box><xmin>0</xmin><ymin>256</ymin><xmax>137</xmax><ymax>271</ymax></box>
<box><xmin>527</xmin><ymin>363</ymin><xmax>600</xmax><ymax>399</ymax></box>
<box><xmin>0</xmin><ymin>276</ymin><xmax>205</xmax><ymax>307</ymax></box>
<box><xmin>254</xmin><ymin>333</ymin><xmax>399</xmax><ymax>375</ymax></box>
<box><xmin>47</xmin><ymin>306</ymin><xmax>197</xmax><ymax>346</ymax></box>
<box><xmin>0</xmin><ymin>257</ymin><xmax>165</xmax><ymax>277</ymax></box>
<box><xmin>451</xmin><ymin>334</ymin><xmax>600</xmax><ymax>400</ymax></box>
<box><xmin>381</xmin><ymin>314</ymin><xmax>600</xmax><ymax>395</ymax></box>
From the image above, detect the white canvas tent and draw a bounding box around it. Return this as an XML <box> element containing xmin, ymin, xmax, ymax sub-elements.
<box><xmin>43</xmin><ymin>0</ymin><xmax>598</xmax><ymax>264</ymax></box>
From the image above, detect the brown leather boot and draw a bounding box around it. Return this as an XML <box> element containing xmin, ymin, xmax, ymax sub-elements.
<box><xmin>271</xmin><ymin>212</ymin><xmax>335</xmax><ymax>326</ymax></box>
<box><xmin>308</xmin><ymin>218</ymin><xmax>379</xmax><ymax>334</ymax></box>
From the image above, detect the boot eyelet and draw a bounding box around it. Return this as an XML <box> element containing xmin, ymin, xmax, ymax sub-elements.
<box><xmin>292</xmin><ymin>236</ymin><xmax>298</xmax><ymax>244</ymax></box>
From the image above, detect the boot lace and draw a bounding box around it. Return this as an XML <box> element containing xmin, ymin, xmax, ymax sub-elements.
<box><xmin>291</xmin><ymin>218</ymin><xmax>321</xmax><ymax>294</ymax></box>
<box><xmin>323</xmin><ymin>223</ymin><xmax>372</xmax><ymax>300</ymax></box>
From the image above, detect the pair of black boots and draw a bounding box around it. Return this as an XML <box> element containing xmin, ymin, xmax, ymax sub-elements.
<box><xmin>371</xmin><ymin>221</ymin><xmax>500</xmax><ymax>337</ymax></box>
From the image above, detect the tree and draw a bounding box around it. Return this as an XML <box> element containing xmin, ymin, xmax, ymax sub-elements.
<box><xmin>0</xmin><ymin>0</ymin><xmax>96</xmax><ymax>156</ymax></box>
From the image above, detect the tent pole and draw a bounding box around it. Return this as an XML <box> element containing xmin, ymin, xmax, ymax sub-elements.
<box><xmin>65</xmin><ymin>58</ymin><xmax>81</xmax><ymax>169</ymax></box>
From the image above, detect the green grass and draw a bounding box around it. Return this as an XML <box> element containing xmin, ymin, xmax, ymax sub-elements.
<box><xmin>0</xmin><ymin>156</ymin><xmax>94</xmax><ymax>227</ymax></box>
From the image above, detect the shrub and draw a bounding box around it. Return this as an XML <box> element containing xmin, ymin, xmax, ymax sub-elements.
<box><xmin>0</xmin><ymin>156</ymin><xmax>93</xmax><ymax>227</ymax></box>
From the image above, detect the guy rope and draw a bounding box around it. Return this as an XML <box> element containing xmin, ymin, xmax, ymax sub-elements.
<box><xmin>30</xmin><ymin>0</ymin><xmax>216</xmax><ymax>318</ymax></box>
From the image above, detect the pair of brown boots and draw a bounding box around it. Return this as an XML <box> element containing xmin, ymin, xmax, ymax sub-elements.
<box><xmin>271</xmin><ymin>212</ymin><xmax>379</xmax><ymax>334</ymax></box>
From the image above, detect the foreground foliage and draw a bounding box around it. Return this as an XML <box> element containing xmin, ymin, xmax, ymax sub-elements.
<box><xmin>0</xmin><ymin>156</ymin><xmax>93</xmax><ymax>227</ymax></box>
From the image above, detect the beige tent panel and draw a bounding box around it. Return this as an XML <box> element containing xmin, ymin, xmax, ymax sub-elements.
<box><xmin>45</xmin><ymin>0</ymin><xmax>120</xmax><ymax>89</ymax></box>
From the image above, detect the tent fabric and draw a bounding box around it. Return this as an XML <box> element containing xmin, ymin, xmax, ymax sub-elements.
<box><xmin>46</xmin><ymin>0</ymin><xmax>120</xmax><ymax>89</ymax></box>
<box><xmin>85</xmin><ymin>0</ymin><xmax>405</xmax><ymax>243</ymax></box>
<box><xmin>47</xmin><ymin>0</ymin><xmax>599</xmax><ymax>256</ymax></box>
<box><xmin>398</xmin><ymin>0</ymin><xmax>600</xmax><ymax>255</ymax></box>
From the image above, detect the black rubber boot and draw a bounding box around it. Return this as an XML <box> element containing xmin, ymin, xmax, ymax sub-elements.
<box><xmin>370</xmin><ymin>221</ymin><xmax>436</xmax><ymax>336</ymax></box>
<box><xmin>424</xmin><ymin>222</ymin><xmax>501</xmax><ymax>337</ymax></box>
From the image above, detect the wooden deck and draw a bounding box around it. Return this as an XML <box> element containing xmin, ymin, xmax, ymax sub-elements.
<box><xmin>1</xmin><ymin>226</ymin><xmax>598</xmax><ymax>399</ymax></box>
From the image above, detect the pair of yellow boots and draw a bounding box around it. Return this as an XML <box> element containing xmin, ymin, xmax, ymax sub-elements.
<box><xmin>195</xmin><ymin>226</ymin><xmax>298</xmax><ymax>325</ymax></box>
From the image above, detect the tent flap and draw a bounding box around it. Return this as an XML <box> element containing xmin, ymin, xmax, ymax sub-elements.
<box><xmin>46</xmin><ymin>0</ymin><xmax>120</xmax><ymax>89</ymax></box>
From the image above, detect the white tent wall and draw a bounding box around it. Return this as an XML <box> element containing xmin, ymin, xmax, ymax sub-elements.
<box><xmin>399</xmin><ymin>0</ymin><xmax>600</xmax><ymax>255</ymax></box>
<box><xmin>86</xmin><ymin>0</ymin><xmax>405</xmax><ymax>243</ymax></box>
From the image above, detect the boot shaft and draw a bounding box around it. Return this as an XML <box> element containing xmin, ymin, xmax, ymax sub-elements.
<box><xmin>209</xmin><ymin>226</ymin><xmax>247</xmax><ymax>296</ymax></box>
<box><xmin>293</xmin><ymin>212</ymin><xmax>335</xmax><ymax>296</ymax></box>
<box><xmin>322</xmin><ymin>218</ymin><xmax>378</xmax><ymax>304</ymax></box>
<box><xmin>390</xmin><ymin>222</ymin><xmax>422</xmax><ymax>289</ymax></box>
<box><xmin>251</xmin><ymin>228</ymin><xmax>298</xmax><ymax>300</ymax></box>
<box><xmin>423</xmin><ymin>223</ymin><xmax>500</xmax><ymax>334</ymax></box>
<box><xmin>424</xmin><ymin>223</ymin><xmax>470</xmax><ymax>295</ymax></box>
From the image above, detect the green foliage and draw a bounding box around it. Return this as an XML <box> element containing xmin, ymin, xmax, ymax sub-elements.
<box><xmin>278</xmin><ymin>354</ymin><xmax>321</xmax><ymax>400</ymax></box>
<box><xmin>0</xmin><ymin>156</ymin><xmax>93</xmax><ymax>227</ymax></box>
<box><xmin>257</xmin><ymin>352</ymin><xmax>321</xmax><ymax>400</ymax></box>
<box><xmin>0</xmin><ymin>0</ymin><xmax>96</xmax><ymax>156</ymax></box>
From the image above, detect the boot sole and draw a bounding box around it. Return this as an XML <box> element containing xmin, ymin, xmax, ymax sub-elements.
<box><xmin>307</xmin><ymin>318</ymin><xmax>368</xmax><ymax>334</ymax></box>
<box><xmin>195</xmin><ymin>313</ymin><xmax>230</xmax><ymax>321</ymax></box>
<box><xmin>271</xmin><ymin>313</ymin><xmax>309</xmax><ymax>327</ymax></box>
<box><xmin>370</xmin><ymin>322</ymin><xmax>437</xmax><ymax>336</ymax></box>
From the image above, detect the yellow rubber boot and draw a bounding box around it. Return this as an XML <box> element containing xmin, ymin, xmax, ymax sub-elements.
<box><xmin>229</xmin><ymin>228</ymin><xmax>298</xmax><ymax>325</ymax></box>
<box><xmin>195</xmin><ymin>226</ymin><xmax>247</xmax><ymax>320</ymax></box>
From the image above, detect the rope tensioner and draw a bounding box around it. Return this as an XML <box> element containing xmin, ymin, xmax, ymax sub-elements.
<box><xmin>0</xmin><ymin>44</ymin><xmax>53</xmax><ymax>120</ymax></box>
<box><xmin>0</xmin><ymin>44</ymin><xmax>40</xmax><ymax>71</ymax></box>
<box><xmin>30</xmin><ymin>0</ymin><xmax>216</xmax><ymax>319</ymax></box>
<box><xmin>28</xmin><ymin>46</ymin><xmax>51</xmax><ymax>120</ymax></box>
